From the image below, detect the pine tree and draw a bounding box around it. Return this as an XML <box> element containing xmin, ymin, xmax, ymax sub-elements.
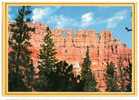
<box><xmin>119</xmin><ymin>61</ymin><xmax>132</xmax><ymax>92</ymax></box>
<box><xmin>54</xmin><ymin>61</ymin><xmax>73</xmax><ymax>91</ymax></box>
<box><xmin>126</xmin><ymin>61</ymin><xmax>132</xmax><ymax>92</ymax></box>
<box><xmin>8</xmin><ymin>6</ymin><xmax>35</xmax><ymax>91</ymax></box>
<box><xmin>116</xmin><ymin>56</ymin><xmax>132</xmax><ymax>92</ymax></box>
<box><xmin>37</xmin><ymin>26</ymin><xmax>57</xmax><ymax>91</ymax></box>
<box><xmin>81</xmin><ymin>47</ymin><xmax>97</xmax><ymax>91</ymax></box>
<box><xmin>106</xmin><ymin>62</ymin><xmax>119</xmax><ymax>92</ymax></box>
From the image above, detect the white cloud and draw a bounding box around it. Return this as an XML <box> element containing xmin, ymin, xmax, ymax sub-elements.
<box><xmin>47</xmin><ymin>15</ymin><xmax>79</xmax><ymax>29</ymax></box>
<box><xmin>32</xmin><ymin>7</ymin><xmax>60</xmax><ymax>23</ymax></box>
<box><xmin>81</xmin><ymin>12</ymin><xmax>94</xmax><ymax>27</ymax></box>
<box><xmin>47</xmin><ymin>12</ymin><xmax>94</xmax><ymax>30</ymax></box>
<box><xmin>106</xmin><ymin>10</ymin><xmax>128</xmax><ymax>29</ymax></box>
<box><xmin>55</xmin><ymin>15</ymin><xmax>69</xmax><ymax>29</ymax></box>
<box><xmin>32</xmin><ymin>8</ymin><xmax>128</xmax><ymax>30</ymax></box>
<box><xmin>8</xmin><ymin>7</ymin><xmax>15</xmax><ymax>22</ymax></box>
<box><xmin>32</xmin><ymin>8</ymin><xmax>48</xmax><ymax>22</ymax></box>
<box><xmin>8</xmin><ymin>14</ymin><xmax>12</xmax><ymax>21</ymax></box>
<box><xmin>106</xmin><ymin>16</ymin><xmax>124</xmax><ymax>29</ymax></box>
<box><xmin>81</xmin><ymin>12</ymin><xmax>93</xmax><ymax>22</ymax></box>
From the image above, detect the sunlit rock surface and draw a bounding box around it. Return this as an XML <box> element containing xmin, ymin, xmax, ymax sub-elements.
<box><xmin>9</xmin><ymin>23</ymin><xmax>132</xmax><ymax>91</ymax></box>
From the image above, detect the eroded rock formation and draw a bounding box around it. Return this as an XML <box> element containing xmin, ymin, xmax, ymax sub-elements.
<box><xmin>9</xmin><ymin>23</ymin><xmax>132</xmax><ymax>91</ymax></box>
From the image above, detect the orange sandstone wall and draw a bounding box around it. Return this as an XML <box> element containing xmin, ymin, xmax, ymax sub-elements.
<box><xmin>29</xmin><ymin>23</ymin><xmax>131</xmax><ymax>91</ymax></box>
<box><xmin>9</xmin><ymin>23</ymin><xmax>131</xmax><ymax>91</ymax></box>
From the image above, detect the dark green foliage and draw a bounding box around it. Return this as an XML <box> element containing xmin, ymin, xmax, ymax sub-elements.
<box><xmin>36</xmin><ymin>58</ymin><xmax>82</xmax><ymax>91</ymax></box>
<box><xmin>119</xmin><ymin>63</ymin><xmax>132</xmax><ymax>92</ymax></box>
<box><xmin>8</xmin><ymin>6</ymin><xmax>35</xmax><ymax>91</ymax></box>
<box><xmin>106</xmin><ymin>62</ymin><xmax>119</xmax><ymax>92</ymax></box>
<box><xmin>55</xmin><ymin>61</ymin><xmax>83</xmax><ymax>91</ymax></box>
<box><xmin>126</xmin><ymin>62</ymin><xmax>132</xmax><ymax>92</ymax></box>
<box><xmin>117</xmin><ymin>56</ymin><xmax>132</xmax><ymax>92</ymax></box>
<box><xmin>37</xmin><ymin>27</ymin><xmax>57</xmax><ymax>91</ymax></box>
<box><xmin>84</xmin><ymin>74</ymin><xmax>97</xmax><ymax>91</ymax></box>
<box><xmin>53</xmin><ymin>61</ymin><xmax>73</xmax><ymax>91</ymax></box>
<box><xmin>81</xmin><ymin>47</ymin><xmax>97</xmax><ymax>91</ymax></box>
<box><xmin>68</xmin><ymin>75</ymin><xmax>83</xmax><ymax>91</ymax></box>
<box><xmin>35</xmin><ymin>26</ymin><xmax>83</xmax><ymax>91</ymax></box>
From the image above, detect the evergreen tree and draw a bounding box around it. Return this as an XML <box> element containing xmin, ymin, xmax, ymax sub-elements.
<box><xmin>55</xmin><ymin>61</ymin><xmax>83</xmax><ymax>91</ymax></box>
<box><xmin>81</xmin><ymin>47</ymin><xmax>97</xmax><ymax>91</ymax></box>
<box><xmin>8</xmin><ymin>6</ymin><xmax>35</xmax><ymax>91</ymax></box>
<box><xmin>106</xmin><ymin>62</ymin><xmax>119</xmax><ymax>92</ymax></box>
<box><xmin>117</xmin><ymin>56</ymin><xmax>132</xmax><ymax>92</ymax></box>
<box><xmin>54</xmin><ymin>61</ymin><xmax>73</xmax><ymax>91</ymax></box>
<box><xmin>37</xmin><ymin>26</ymin><xmax>57</xmax><ymax>91</ymax></box>
<box><xmin>119</xmin><ymin>61</ymin><xmax>132</xmax><ymax>92</ymax></box>
<box><xmin>68</xmin><ymin>74</ymin><xmax>83</xmax><ymax>91</ymax></box>
<box><xmin>126</xmin><ymin>61</ymin><xmax>132</xmax><ymax>92</ymax></box>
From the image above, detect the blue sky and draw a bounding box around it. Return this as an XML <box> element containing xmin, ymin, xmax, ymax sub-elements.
<box><xmin>8</xmin><ymin>6</ymin><xmax>132</xmax><ymax>48</ymax></box>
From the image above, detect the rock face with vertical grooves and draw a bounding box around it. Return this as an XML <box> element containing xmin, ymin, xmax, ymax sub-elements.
<box><xmin>9</xmin><ymin>23</ymin><xmax>132</xmax><ymax>91</ymax></box>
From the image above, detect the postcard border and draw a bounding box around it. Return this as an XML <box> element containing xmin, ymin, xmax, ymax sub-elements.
<box><xmin>2</xmin><ymin>2</ymin><xmax>137</xmax><ymax>96</ymax></box>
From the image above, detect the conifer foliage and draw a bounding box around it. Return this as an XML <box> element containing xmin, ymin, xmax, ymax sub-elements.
<box><xmin>8</xmin><ymin>6</ymin><xmax>132</xmax><ymax>92</ymax></box>
<box><xmin>119</xmin><ymin>61</ymin><xmax>132</xmax><ymax>92</ymax></box>
<box><xmin>81</xmin><ymin>47</ymin><xmax>97</xmax><ymax>91</ymax></box>
<box><xmin>54</xmin><ymin>61</ymin><xmax>73</xmax><ymax>91</ymax></box>
<box><xmin>37</xmin><ymin>27</ymin><xmax>57</xmax><ymax>91</ymax></box>
<box><xmin>106</xmin><ymin>62</ymin><xmax>119</xmax><ymax>91</ymax></box>
<box><xmin>8</xmin><ymin>6</ymin><xmax>35</xmax><ymax>91</ymax></box>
